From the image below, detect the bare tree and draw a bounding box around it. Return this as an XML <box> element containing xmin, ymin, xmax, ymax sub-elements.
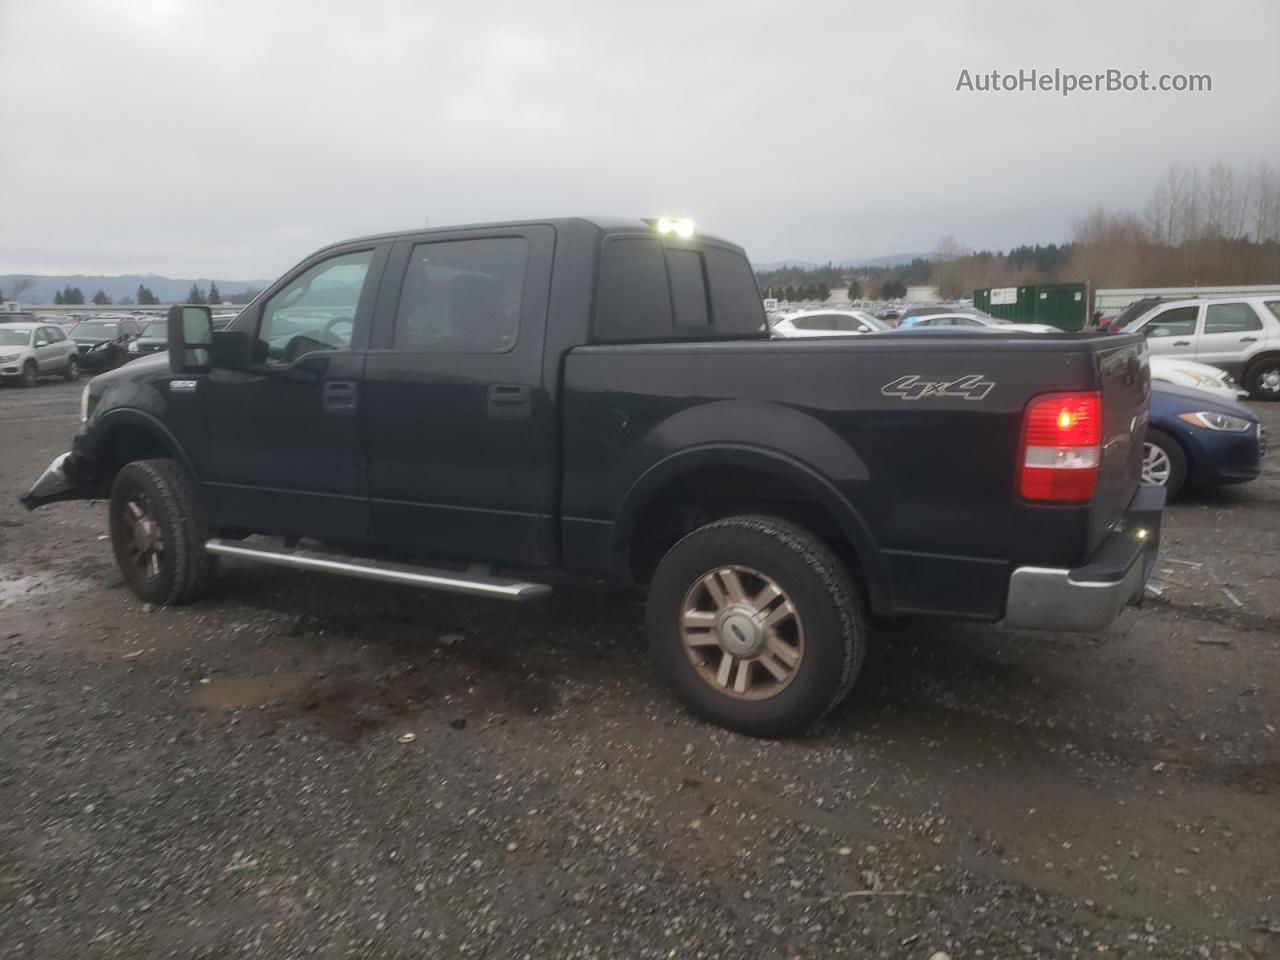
<box><xmin>7</xmin><ymin>276</ymin><xmax>36</xmax><ymax>302</ymax></box>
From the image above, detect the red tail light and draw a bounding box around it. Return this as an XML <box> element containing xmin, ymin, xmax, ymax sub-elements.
<box><xmin>1019</xmin><ymin>392</ymin><xmax>1101</xmax><ymax>503</ymax></box>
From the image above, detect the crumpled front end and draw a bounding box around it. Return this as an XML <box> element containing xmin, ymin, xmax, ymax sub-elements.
<box><xmin>20</xmin><ymin>451</ymin><xmax>91</xmax><ymax>510</ymax></box>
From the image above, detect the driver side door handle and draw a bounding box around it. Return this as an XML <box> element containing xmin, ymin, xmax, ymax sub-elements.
<box><xmin>322</xmin><ymin>380</ymin><xmax>358</xmax><ymax>415</ymax></box>
<box><xmin>1173</xmin><ymin>340</ymin><xmax>1191</xmax><ymax>346</ymax></box>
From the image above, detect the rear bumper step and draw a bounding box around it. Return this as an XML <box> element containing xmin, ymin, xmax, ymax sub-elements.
<box><xmin>204</xmin><ymin>539</ymin><xmax>551</xmax><ymax>602</ymax></box>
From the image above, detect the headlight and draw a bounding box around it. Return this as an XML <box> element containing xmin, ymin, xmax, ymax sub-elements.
<box><xmin>0</xmin><ymin>353</ymin><xmax>17</xmax><ymax>363</ymax></box>
<box><xmin>1177</xmin><ymin>411</ymin><xmax>1253</xmax><ymax>432</ymax></box>
<box><xmin>80</xmin><ymin>385</ymin><xmax>91</xmax><ymax>423</ymax></box>
<box><xmin>1172</xmin><ymin>368</ymin><xmax>1222</xmax><ymax>389</ymax></box>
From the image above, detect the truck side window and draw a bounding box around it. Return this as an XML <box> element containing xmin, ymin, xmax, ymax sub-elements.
<box><xmin>393</xmin><ymin>238</ymin><xmax>528</xmax><ymax>353</ymax></box>
<box><xmin>1204</xmin><ymin>302</ymin><xmax>1262</xmax><ymax>334</ymax></box>
<box><xmin>258</xmin><ymin>250</ymin><xmax>374</xmax><ymax>364</ymax></box>
<box><xmin>704</xmin><ymin>246</ymin><xmax>766</xmax><ymax>335</ymax></box>
<box><xmin>666</xmin><ymin>249</ymin><xmax>710</xmax><ymax>329</ymax></box>
<box><xmin>595</xmin><ymin>237</ymin><xmax>673</xmax><ymax>341</ymax></box>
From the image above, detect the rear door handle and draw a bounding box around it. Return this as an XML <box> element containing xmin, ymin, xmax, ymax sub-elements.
<box><xmin>1173</xmin><ymin>340</ymin><xmax>1191</xmax><ymax>346</ymax></box>
<box><xmin>322</xmin><ymin>379</ymin><xmax>358</xmax><ymax>415</ymax></box>
<box><xmin>487</xmin><ymin>384</ymin><xmax>531</xmax><ymax>421</ymax></box>
<box><xmin>1240</xmin><ymin>336</ymin><xmax>1259</xmax><ymax>343</ymax></box>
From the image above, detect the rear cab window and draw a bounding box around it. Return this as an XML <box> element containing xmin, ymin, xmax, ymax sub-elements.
<box><xmin>594</xmin><ymin>235</ymin><xmax>764</xmax><ymax>342</ymax></box>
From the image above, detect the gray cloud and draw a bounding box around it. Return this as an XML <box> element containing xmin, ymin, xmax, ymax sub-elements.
<box><xmin>2</xmin><ymin>0</ymin><xmax>1276</xmax><ymax>279</ymax></box>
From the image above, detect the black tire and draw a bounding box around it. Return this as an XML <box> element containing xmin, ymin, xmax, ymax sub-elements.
<box><xmin>19</xmin><ymin>360</ymin><xmax>37</xmax><ymax>388</ymax></box>
<box><xmin>63</xmin><ymin>356</ymin><xmax>80</xmax><ymax>382</ymax></box>
<box><xmin>1142</xmin><ymin>429</ymin><xmax>1188</xmax><ymax>497</ymax></box>
<box><xmin>646</xmin><ymin>515</ymin><xmax>866</xmax><ymax>737</ymax></box>
<box><xmin>108</xmin><ymin>459</ymin><xmax>215</xmax><ymax>605</ymax></box>
<box><xmin>1244</xmin><ymin>357</ymin><xmax>1280</xmax><ymax>401</ymax></box>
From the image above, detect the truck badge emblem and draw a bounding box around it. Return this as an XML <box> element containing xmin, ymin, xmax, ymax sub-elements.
<box><xmin>881</xmin><ymin>374</ymin><xmax>994</xmax><ymax>401</ymax></box>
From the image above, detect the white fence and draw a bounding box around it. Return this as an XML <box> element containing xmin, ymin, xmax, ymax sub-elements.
<box><xmin>1096</xmin><ymin>284</ymin><xmax>1280</xmax><ymax>313</ymax></box>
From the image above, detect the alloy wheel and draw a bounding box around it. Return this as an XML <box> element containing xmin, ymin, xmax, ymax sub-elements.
<box><xmin>1141</xmin><ymin>441</ymin><xmax>1171</xmax><ymax>486</ymax></box>
<box><xmin>120</xmin><ymin>493</ymin><xmax>166</xmax><ymax>580</ymax></box>
<box><xmin>679</xmin><ymin>565</ymin><xmax>805</xmax><ymax>701</ymax></box>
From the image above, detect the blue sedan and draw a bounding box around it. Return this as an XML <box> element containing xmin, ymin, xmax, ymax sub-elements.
<box><xmin>1144</xmin><ymin>384</ymin><xmax>1265</xmax><ymax>495</ymax></box>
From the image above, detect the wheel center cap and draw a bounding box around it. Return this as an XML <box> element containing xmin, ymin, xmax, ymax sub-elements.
<box><xmin>717</xmin><ymin>606</ymin><xmax>764</xmax><ymax>658</ymax></box>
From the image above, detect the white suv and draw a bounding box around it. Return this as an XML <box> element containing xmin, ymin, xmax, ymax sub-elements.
<box><xmin>1120</xmin><ymin>296</ymin><xmax>1280</xmax><ymax>400</ymax></box>
<box><xmin>0</xmin><ymin>322</ymin><xmax>81</xmax><ymax>387</ymax></box>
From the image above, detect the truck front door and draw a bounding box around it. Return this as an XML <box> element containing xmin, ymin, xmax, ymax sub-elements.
<box><xmin>362</xmin><ymin>226</ymin><xmax>557</xmax><ymax>567</ymax></box>
<box><xmin>202</xmin><ymin>243</ymin><xmax>389</xmax><ymax>543</ymax></box>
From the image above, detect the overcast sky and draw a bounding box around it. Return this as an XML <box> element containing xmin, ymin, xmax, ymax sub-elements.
<box><xmin>1</xmin><ymin>0</ymin><xmax>1277</xmax><ymax>279</ymax></box>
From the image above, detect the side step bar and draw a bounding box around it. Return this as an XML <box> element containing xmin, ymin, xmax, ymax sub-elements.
<box><xmin>204</xmin><ymin>538</ymin><xmax>551</xmax><ymax>602</ymax></box>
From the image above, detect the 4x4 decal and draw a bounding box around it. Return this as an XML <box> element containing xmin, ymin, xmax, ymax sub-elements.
<box><xmin>881</xmin><ymin>374</ymin><xmax>994</xmax><ymax>401</ymax></box>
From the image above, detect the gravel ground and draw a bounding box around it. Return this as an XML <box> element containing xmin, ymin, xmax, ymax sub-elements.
<box><xmin>1</xmin><ymin>378</ymin><xmax>1277</xmax><ymax>959</ymax></box>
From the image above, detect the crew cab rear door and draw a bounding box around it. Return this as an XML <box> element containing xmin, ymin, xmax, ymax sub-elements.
<box><xmin>362</xmin><ymin>225</ymin><xmax>557</xmax><ymax>566</ymax></box>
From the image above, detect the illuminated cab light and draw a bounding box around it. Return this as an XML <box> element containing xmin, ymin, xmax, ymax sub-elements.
<box><xmin>656</xmin><ymin>217</ymin><xmax>695</xmax><ymax>238</ymax></box>
<box><xmin>1019</xmin><ymin>391</ymin><xmax>1102</xmax><ymax>503</ymax></box>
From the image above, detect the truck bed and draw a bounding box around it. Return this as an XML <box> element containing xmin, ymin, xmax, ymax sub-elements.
<box><xmin>560</xmin><ymin>331</ymin><xmax>1149</xmax><ymax>620</ymax></box>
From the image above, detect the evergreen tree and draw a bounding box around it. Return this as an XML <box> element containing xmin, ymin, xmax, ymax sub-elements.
<box><xmin>187</xmin><ymin>284</ymin><xmax>205</xmax><ymax>305</ymax></box>
<box><xmin>207</xmin><ymin>281</ymin><xmax>221</xmax><ymax>304</ymax></box>
<box><xmin>63</xmin><ymin>286</ymin><xmax>85</xmax><ymax>305</ymax></box>
<box><xmin>54</xmin><ymin>290</ymin><xmax>65</xmax><ymax>305</ymax></box>
<box><xmin>137</xmin><ymin>284</ymin><xmax>159</xmax><ymax>305</ymax></box>
<box><xmin>847</xmin><ymin>280</ymin><xmax>862</xmax><ymax>300</ymax></box>
<box><xmin>92</xmin><ymin>290</ymin><xmax>112</xmax><ymax>305</ymax></box>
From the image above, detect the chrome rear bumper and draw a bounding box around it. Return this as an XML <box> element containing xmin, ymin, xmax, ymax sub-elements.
<box><xmin>1000</xmin><ymin>485</ymin><xmax>1165</xmax><ymax>632</ymax></box>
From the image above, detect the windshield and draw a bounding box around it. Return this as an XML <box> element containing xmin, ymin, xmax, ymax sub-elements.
<box><xmin>0</xmin><ymin>329</ymin><xmax>31</xmax><ymax>346</ymax></box>
<box><xmin>140</xmin><ymin>321</ymin><xmax>167</xmax><ymax>338</ymax></box>
<box><xmin>70</xmin><ymin>321</ymin><xmax>119</xmax><ymax>338</ymax></box>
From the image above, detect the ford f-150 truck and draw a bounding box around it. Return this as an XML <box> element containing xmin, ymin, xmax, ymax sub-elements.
<box><xmin>21</xmin><ymin>217</ymin><xmax>1164</xmax><ymax>735</ymax></box>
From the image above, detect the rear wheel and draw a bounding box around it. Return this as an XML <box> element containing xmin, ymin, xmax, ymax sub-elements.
<box><xmin>19</xmin><ymin>361</ymin><xmax>37</xmax><ymax>388</ymax></box>
<box><xmin>1141</xmin><ymin>430</ymin><xmax>1187</xmax><ymax>496</ymax></box>
<box><xmin>646</xmin><ymin>515</ymin><xmax>865</xmax><ymax>737</ymax></box>
<box><xmin>1245</xmin><ymin>357</ymin><xmax>1280</xmax><ymax>401</ymax></box>
<box><xmin>108</xmin><ymin>459</ymin><xmax>215</xmax><ymax>605</ymax></box>
<box><xmin>63</xmin><ymin>356</ymin><xmax>80</xmax><ymax>382</ymax></box>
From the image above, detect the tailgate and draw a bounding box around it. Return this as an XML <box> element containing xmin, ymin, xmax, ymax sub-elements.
<box><xmin>1089</xmin><ymin>336</ymin><xmax>1150</xmax><ymax>552</ymax></box>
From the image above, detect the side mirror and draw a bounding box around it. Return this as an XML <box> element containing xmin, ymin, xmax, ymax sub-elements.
<box><xmin>35</xmin><ymin>339</ymin><xmax>49</xmax><ymax>347</ymax></box>
<box><xmin>168</xmin><ymin>304</ymin><xmax>214</xmax><ymax>372</ymax></box>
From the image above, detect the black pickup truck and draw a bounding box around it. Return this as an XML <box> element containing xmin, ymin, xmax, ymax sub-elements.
<box><xmin>22</xmin><ymin>217</ymin><xmax>1163</xmax><ymax>735</ymax></box>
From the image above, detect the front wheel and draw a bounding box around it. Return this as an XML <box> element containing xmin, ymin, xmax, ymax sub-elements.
<box><xmin>108</xmin><ymin>459</ymin><xmax>216</xmax><ymax>605</ymax></box>
<box><xmin>63</xmin><ymin>356</ymin><xmax>80</xmax><ymax>382</ymax></box>
<box><xmin>1245</xmin><ymin>358</ymin><xmax>1280</xmax><ymax>401</ymax></box>
<box><xmin>646</xmin><ymin>515</ymin><xmax>866</xmax><ymax>737</ymax></box>
<box><xmin>19</xmin><ymin>361</ymin><xmax>37</xmax><ymax>388</ymax></box>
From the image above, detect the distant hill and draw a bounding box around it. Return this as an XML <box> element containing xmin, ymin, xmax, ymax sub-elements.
<box><xmin>0</xmin><ymin>274</ymin><xmax>273</xmax><ymax>305</ymax></box>
<box><xmin>753</xmin><ymin>253</ymin><xmax>932</xmax><ymax>272</ymax></box>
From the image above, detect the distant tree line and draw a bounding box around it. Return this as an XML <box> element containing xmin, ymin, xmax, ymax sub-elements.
<box><xmin>757</xmin><ymin>160</ymin><xmax>1280</xmax><ymax>302</ymax></box>
<box><xmin>760</xmin><ymin>282</ymin><xmax>831</xmax><ymax>302</ymax></box>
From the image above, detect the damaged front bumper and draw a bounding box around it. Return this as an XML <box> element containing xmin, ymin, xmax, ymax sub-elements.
<box><xmin>1000</xmin><ymin>484</ymin><xmax>1165</xmax><ymax>633</ymax></box>
<box><xmin>20</xmin><ymin>452</ymin><xmax>87</xmax><ymax>511</ymax></box>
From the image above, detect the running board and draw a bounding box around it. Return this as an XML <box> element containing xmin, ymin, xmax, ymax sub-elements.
<box><xmin>204</xmin><ymin>539</ymin><xmax>551</xmax><ymax>601</ymax></box>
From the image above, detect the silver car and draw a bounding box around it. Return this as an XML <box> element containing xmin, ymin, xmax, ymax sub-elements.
<box><xmin>0</xmin><ymin>322</ymin><xmax>82</xmax><ymax>387</ymax></box>
<box><xmin>1118</xmin><ymin>295</ymin><xmax>1280</xmax><ymax>400</ymax></box>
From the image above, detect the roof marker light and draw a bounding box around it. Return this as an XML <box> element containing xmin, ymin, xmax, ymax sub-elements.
<box><xmin>657</xmin><ymin>217</ymin><xmax>695</xmax><ymax>238</ymax></box>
